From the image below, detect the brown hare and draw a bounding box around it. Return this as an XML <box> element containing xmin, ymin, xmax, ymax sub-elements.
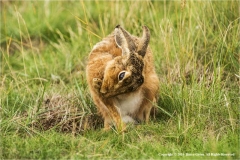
<box><xmin>86</xmin><ymin>25</ymin><xmax>159</xmax><ymax>131</ymax></box>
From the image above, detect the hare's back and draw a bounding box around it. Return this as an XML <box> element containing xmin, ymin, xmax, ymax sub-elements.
<box><xmin>87</xmin><ymin>34</ymin><xmax>122</xmax><ymax>80</ymax></box>
<box><xmin>89</xmin><ymin>34</ymin><xmax>122</xmax><ymax>59</ymax></box>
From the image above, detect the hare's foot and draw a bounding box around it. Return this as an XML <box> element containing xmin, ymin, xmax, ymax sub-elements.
<box><xmin>93</xmin><ymin>78</ymin><xmax>102</xmax><ymax>92</ymax></box>
<box><xmin>103</xmin><ymin>115</ymin><xmax>127</xmax><ymax>133</ymax></box>
<box><xmin>104</xmin><ymin>121</ymin><xmax>126</xmax><ymax>133</ymax></box>
<box><xmin>122</xmin><ymin>115</ymin><xmax>137</xmax><ymax>124</ymax></box>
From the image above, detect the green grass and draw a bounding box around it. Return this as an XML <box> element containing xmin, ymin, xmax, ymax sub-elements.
<box><xmin>1</xmin><ymin>1</ymin><xmax>239</xmax><ymax>159</ymax></box>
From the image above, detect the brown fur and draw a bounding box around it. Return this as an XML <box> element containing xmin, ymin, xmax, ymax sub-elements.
<box><xmin>86</xmin><ymin>25</ymin><xmax>159</xmax><ymax>131</ymax></box>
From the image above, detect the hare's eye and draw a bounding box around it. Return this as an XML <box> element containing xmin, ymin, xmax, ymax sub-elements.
<box><xmin>118</xmin><ymin>71</ymin><xmax>125</xmax><ymax>81</ymax></box>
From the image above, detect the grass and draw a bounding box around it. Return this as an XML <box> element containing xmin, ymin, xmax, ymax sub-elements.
<box><xmin>0</xmin><ymin>0</ymin><xmax>239</xmax><ymax>159</ymax></box>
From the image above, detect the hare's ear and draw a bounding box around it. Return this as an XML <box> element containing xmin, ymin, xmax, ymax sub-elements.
<box><xmin>115</xmin><ymin>25</ymin><xmax>136</xmax><ymax>56</ymax></box>
<box><xmin>137</xmin><ymin>26</ymin><xmax>150</xmax><ymax>57</ymax></box>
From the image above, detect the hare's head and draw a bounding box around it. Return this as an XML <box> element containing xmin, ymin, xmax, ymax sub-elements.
<box><xmin>100</xmin><ymin>25</ymin><xmax>150</xmax><ymax>98</ymax></box>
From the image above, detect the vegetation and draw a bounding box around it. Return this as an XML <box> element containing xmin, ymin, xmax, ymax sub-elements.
<box><xmin>1</xmin><ymin>0</ymin><xmax>239</xmax><ymax>159</ymax></box>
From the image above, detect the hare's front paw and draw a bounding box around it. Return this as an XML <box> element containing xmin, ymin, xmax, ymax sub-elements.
<box><xmin>93</xmin><ymin>78</ymin><xmax>102</xmax><ymax>92</ymax></box>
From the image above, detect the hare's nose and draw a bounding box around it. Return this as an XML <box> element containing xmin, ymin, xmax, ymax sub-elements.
<box><xmin>138</xmin><ymin>77</ymin><xmax>144</xmax><ymax>84</ymax></box>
